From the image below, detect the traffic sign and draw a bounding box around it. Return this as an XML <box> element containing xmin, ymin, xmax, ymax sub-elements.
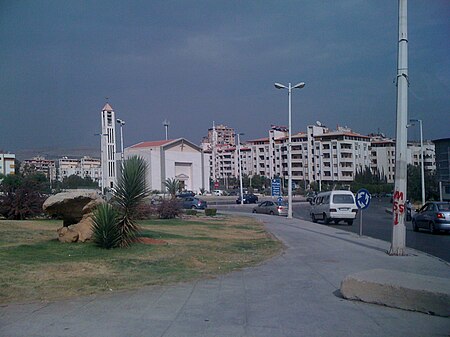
<box><xmin>271</xmin><ymin>178</ymin><xmax>281</xmax><ymax>197</ymax></box>
<box><xmin>356</xmin><ymin>189</ymin><xmax>371</xmax><ymax>209</ymax></box>
<box><xmin>277</xmin><ymin>196</ymin><xmax>283</xmax><ymax>203</ymax></box>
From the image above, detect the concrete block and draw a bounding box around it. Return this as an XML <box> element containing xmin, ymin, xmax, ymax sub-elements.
<box><xmin>340</xmin><ymin>268</ymin><xmax>450</xmax><ymax>317</ymax></box>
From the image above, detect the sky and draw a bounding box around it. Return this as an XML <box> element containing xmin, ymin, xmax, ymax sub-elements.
<box><xmin>1</xmin><ymin>0</ymin><xmax>449</xmax><ymax>154</ymax></box>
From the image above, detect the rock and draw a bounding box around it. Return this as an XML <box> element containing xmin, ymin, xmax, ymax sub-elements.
<box><xmin>43</xmin><ymin>190</ymin><xmax>103</xmax><ymax>226</ymax></box>
<box><xmin>43</xmin><ymin>190</ymin><xmax>104</xmax><ymax>243</ymax></box>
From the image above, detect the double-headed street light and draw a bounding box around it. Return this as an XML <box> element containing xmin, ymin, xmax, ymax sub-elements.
<box><xmin>409</xmin><ymin>118</ymin><xmax>425</xmax><ymax>205</ymax></box>
<box><xmin>274</xmin><ymin>82</ymin><xmax>305</xmax><ymax>219</ymax></box>
<box><xmin>116</xmin><ymin>119</ymin><xmax>126</xmax><ymax>162</ymax></box>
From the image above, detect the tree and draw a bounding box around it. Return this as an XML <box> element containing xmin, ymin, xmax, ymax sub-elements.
<box><xmin>0</xmin><ymin>173</ymin><xmax>48</xmax><ymax>220</ymax></box>
<box><xmin>61</xmin><ymin>175</ymin><xmax>98</xmax><ymax>189</ymax></box>
<box><xmin>164</xmin><ymin>178</ymin><xmax>180</xmax><ymax>199</ymax></box>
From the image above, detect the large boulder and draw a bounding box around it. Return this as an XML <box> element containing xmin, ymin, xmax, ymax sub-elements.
<box><xmin>43</xmin><ymin>190</ymin><xmax>105</xmax><ymax>243</ymax></box>
<box><xmin>43</xmin><ymin>190</ymin><xmax>103</xmax><ymax>226</ymax></box>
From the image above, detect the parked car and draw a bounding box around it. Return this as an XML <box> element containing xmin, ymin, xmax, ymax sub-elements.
<box><xmin>252</xmin><ymin>201</ymin><xmax>288</xmax><ymax>216</ymax></box>
<box><xmin>310</xmin><ymin>190</ymin><xmax>358</xmax><ymax>225</ymax></box>
<box><xmin>177</xmin><ymin>191</ymin><xmax>195</xmax><ymax>198</ymax></box>
<box><xmin>180</xmin><ymin>197</ymin><xmax>207</xmax><ymax>210</ymax></box>
<box><xmin>236</xmin><ymin>193</ymin><xmax>258</xmax><ymax>204</ymax></box>
<box><xmin>412</xmin><ymin>201</ymin><xmax>450</xmax><ymax>234</ymax></box>
<box><xmin>306</xmin><ymin>191</ymin><xmax>317</xmax><ymax>204</ymax></box>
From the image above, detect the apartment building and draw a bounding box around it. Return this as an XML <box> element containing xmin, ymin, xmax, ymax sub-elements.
<box><xmin>58</xmin><ymin>156</ymin><xmax>102</xmax><ymax>183</ymax></box>
<box><xmin>202</xmin><ymin>123</ymin><xmax>437</xmax><ymax>192</ymax></box>
<box><xmin>21</xmin><ymin>156</ymin><xmax>56</xmax><ymax>181</ymax></box>
<box><xmin>369</xmin><ymin>135</ymin><xmax>436</xmax><ymax>183</ymax></box>
<box><xmin>0</xmin><ymin>153</ymin><xmax>15</xmax><ymax>176</ymax></box>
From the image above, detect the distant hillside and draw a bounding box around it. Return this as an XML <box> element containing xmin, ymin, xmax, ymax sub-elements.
<box><xmin>14</xmin><ymin>147</ymin><xmax>100</xmax><ymax>161</ymax></box>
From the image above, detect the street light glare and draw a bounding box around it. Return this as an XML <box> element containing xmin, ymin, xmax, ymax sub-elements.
<box><xmin>274</xmin><ymin>82</ymin><xmax>287</xmax><ymax>89</ymax></box>
<box><xmin>293</xmin><ymin>82</ymin><xmax>305</xmax><ymax>89</ymax></box>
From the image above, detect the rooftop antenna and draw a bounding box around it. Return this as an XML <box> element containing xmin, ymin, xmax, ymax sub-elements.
<box><xmin>163</xmin><ymin>119</ymin><xmax>170</xmax><ymax>140</ymax></box>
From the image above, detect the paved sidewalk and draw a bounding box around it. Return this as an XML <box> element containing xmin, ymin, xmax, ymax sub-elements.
<box><xmin>1</xmin><ymin>215</ymin><xmax>449</xmax><ymax>337</ymax></box>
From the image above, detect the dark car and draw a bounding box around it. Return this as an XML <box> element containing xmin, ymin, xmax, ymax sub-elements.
<box><xmin>252</xmin><ymin>201</ymin><xmax>288</xmax><ymax>216</ymax></box>
<box><xmin>236</xmin><ymin>193</ymin><xmax>258</xmax><ymax>204</ymax></box>
<box><xmin>180</xmin><ymin>197</ymin><xmax>207</xmax><ymax>210</ymax></box>
<box><xmin>177</xmin><ymin>191</ymin><xmax>195</xmax><ymax>198</ymax></box>
<box><xmin>412</xmin><ymin>201</ymin><xmax>450</xmax><ymax>234</ymax></box>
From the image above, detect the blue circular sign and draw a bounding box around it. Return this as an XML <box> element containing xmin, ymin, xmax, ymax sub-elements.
<box><xmin>356</xmin><ymin>189</ymin><xmax>371</xmax><ymax>209</ymax></box>
<box><xmin>277</xmin><ymin>196</ymin><xmax>283</xmax><ymax>203</ymax></box>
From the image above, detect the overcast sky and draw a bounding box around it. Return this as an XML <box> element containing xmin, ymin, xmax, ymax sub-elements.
<box><xmin>1</xmin><ymin>0</ymin><xmax>449</xmax><ymax>153</ymax></box>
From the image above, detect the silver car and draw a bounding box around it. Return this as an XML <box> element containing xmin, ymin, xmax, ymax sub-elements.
<box><xmin>412</xmin><ymin>201</ymin><xmax>450</xmax><ymax>234</ymax></box>
<box><xmin>252</xmin><ymin>201</ymin><xmax>288</xmax><ymax>216</ymax></box>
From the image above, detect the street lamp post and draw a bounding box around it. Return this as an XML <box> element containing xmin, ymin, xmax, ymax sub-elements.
<box><xmin>274</xmin><ymin>81</ymin><xmax>305</xmax><ymax>219</ymax></box>
<box><xmin>410</xmin><ymin>118</ymin><xmax>425</xmax><ymax>205</ymax></box>
<box><xmin>116</xmin><ymin>119</ymin><xmax>126</xmax><ymax>162</ymax></box>
<box><xmin>236</xmin><ymin>133</ymin><xmax>244</xmax><ymax>205</ymax></box>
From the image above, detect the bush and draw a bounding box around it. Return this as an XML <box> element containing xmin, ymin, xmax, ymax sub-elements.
<box><xmin>185</xmin><ymin>209</ymin><xmax>198</xmax><ymax>216</ymax></box>
<box><xmin>205</xmin><ymin>208</ymin><xmax>217</xmax><ymax>217</ymax></box>
<box><xmin>157</xmin><ymin>199</ymin><xmax>182</xmax><ymax>219</ymax></box>
<box><xmin>92</xmin><ymin>203</ymin><xmax>121</xmax><ymax>249</ymax></box>
<box><xmin>134</xmin><ymin>202</ymin><xmax>157</xmax><ymax>220</ymax></box>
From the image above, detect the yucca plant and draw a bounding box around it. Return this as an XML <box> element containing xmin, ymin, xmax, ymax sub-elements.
<box><xmin>92</xmin><ymin>203</ymin><xmax>121</xmax><ymax>249</ymax></box>
<box><xmin>113</xmin><ymin>156</ymin><xmax>149</xmax><ymax>247</ymax></box>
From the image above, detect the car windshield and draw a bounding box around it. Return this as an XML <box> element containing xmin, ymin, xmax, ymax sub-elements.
<box><xmin>333</xmin><ymin>194</ymin><xmax>354</xmax><ymax>204</ymax></box>
<box><xmin>437</xmin><ymin>203</ymin><xmax>450</xmax><ymax>211</ymax></box>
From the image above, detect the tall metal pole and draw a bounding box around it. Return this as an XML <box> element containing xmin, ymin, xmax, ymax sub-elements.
<box><xmin>274</xmin><ymin>81</ymin><xmax>305</xmax><ymax>219</ymax></box>
<box><xmin>120</xmin><ymin>124</ymin><xmax>124</xmax><ymax>162</ymax></box>
<box><xmin>237</xmin><ymin>133</ymin><xmax>244</xmax><ymax>205</ymax></box>
<box><xmin>287</xmin><ymin>83</ymin><xmax>293</xmax><ymax>218</ymax></box>
<box><xmin>389</xmin><ymin>0</ymin><xmax>408</xmax><ymax>256</ymax></box>
<box><xmin>419</xmin><ymin>120</ymin><xmax>425</xmax><ymax>205</ymax></box>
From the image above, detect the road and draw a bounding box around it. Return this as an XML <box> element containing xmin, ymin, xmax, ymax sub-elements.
<box><xmin>214</xmin><ymin>198</ymin><xmax>450</xmax><ymax>263</ymax></box>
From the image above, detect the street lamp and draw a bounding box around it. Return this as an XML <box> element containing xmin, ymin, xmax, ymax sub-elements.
<box><xmin>116</xmin><ymin>119</ymin><xmax>126</xmax><ymax>162</ymax></box>
<box><xmin>274</xmin><ymin>81</ymin><xmax>306</xmax><ymax>218</ymax></box>
<box><xmin>236</xmin><ymin>133</ymin><xmax>245</xmax><ymax>205</ymax></box>
<box><xmin>409</xmin><ymin>118</ymin><xmax>425</xmax><ymax>205</ymax></box>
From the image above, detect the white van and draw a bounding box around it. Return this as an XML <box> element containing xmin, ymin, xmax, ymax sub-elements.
<box><xmin>310</xmin><ymin>190</ymin><xmax>358</xmax><ymax>225</ymax></box>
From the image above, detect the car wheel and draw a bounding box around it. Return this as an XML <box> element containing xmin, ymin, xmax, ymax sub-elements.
<box><xmin>323</xmin><ymin>214</ymin><xmax>330</xmax><ymax>225</ymax></box>
<box><xmin>334</xmin><ymin>220</ymin><xmax>340</xmax><ymax>225</ymax></box>
<box><xmin>412</xmin><ymin>219</ymin><xmax>419</xmax><ymax>232</ymax></box>
<box><xmin>346</xmin><ymin>220</ymin><xmax>353</xmax><ymax>226</ymax></box>
<box><xmin>429</xmin><ymin>222</ymin><xmax>438</xmax><ymax>234</ymax></box>
<box><xmin>252</xmin><ymin>209</ymin><xmax>257</xmax><ymax>213</ymax></box>
<box><xmin>191</xmin><ymin>205</ymin><xmax>196</xmax><ymax>210</ymax></box>
<box><xmin>311</xmin><ymin>213</ymin><xmax>317</xmax><ymax>223</ymax></box>
<box><xmin>269</xmin><ymin>211</ymin><xmax>274</xmax><ymax>215</ymax></box>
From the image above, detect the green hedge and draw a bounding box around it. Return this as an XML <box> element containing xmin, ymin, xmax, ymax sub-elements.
<box><xmin>205</xmin><ymin>208</ymin><xmax>217</xmax><ymax>216</ymax></box>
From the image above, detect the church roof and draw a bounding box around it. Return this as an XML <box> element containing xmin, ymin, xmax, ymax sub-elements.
<box><xmin>129</xmin><ymin>140</ymin><xmax>174</xmax><ymax>148</ymax></box>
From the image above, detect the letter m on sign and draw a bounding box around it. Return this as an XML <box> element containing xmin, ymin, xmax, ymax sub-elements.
<box><xmin>394</xmin><ymin>191</ymin><xmax>404</xmax><ymax>201</ymax></box>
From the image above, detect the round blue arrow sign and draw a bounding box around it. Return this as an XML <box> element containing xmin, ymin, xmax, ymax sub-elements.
<box><xmin>356</xmin><ymin>189</ymin><xmax>371</xmax><ymax>209</ymax></box>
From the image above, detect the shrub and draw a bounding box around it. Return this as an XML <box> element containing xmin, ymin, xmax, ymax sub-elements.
<box><xmin>205</xmin><ymin>208</ymin><xmax>217</xmax><ymax>217</ymax></box>
<box><xmin>134</xmin><ymin>202</ymin><xmax>157</xmax><ymax>220</ymax></box>
<box><xmin>92</xmin><ymin>203</ymin><xmax>121</xmax><ymax>249</ymax></box>
<box><xmin>157</xmin><ymin>199</ymin><xmax>182</xmax><ymax>219</ymax></box>
<box><xmin>185</xmin><ymin>209</ymin><xmax>198</xmax><ymax>216</ymax></box>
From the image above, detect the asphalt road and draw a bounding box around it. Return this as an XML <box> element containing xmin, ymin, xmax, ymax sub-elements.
<box><xmin>215</xmin><ymin>198</ymin><xmax>450</xmax><ymax>263</ymax></box>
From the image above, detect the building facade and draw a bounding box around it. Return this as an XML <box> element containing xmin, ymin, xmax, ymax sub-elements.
<box><xmin>125</xmin><ymin>138</ymin><xmax>209</xmax><ymax>194</ymax></box>
<box><xmin>58</xmin><ymin>156</ymin><xmax>102</xmax><ymax>184</ymax></box>
<box><xmin>21</xmin><ymin>156</ymin><xmax>56</xmax><ymax>181</ymax></box>
<box><xmin>0</xmin><ymin>153</ymin><xmax>15</xmax><ymax>176</ymax></box>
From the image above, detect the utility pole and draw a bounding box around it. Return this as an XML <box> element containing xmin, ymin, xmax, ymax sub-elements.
<box><xmin>390</xmin><ymin>0</ymin><xmax>408</xmax><ymax>256</ymax></box>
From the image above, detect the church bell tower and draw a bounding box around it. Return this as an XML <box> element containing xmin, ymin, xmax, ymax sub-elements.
<box><xmin>100</xmin><ymin>103</ymin><xmax>117</xmax><ymax>191</ymax></box>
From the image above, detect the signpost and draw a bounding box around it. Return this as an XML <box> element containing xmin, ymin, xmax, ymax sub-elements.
<box><xmin>271</xmin><ymin>178</ymin><xmax>281</xmax><ymax>197</ymax></box>
<box><xmin>356</xmin><ymin>188</ymin><xmax>371</xmax><ymax>237</ymax></box>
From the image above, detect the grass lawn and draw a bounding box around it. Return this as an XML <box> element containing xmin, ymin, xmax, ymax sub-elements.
<box><xmin>0</xmin><ymin>214</ymin><xmax>282</xmax><ymax>304</ymax></box>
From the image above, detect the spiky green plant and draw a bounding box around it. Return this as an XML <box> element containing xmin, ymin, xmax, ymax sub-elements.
<box><xmin>92</xmin><ymin>203</ymin><xmax>121</xmax><ymax>249</ymax></box>
<box><xmin>164</xmin><ymin>177</ymin><xmax>180</xmax><ymax>199</ymax></box>
<box><xmin>113</xmin><ymin>156</ymin><xmax>149</xmax><ymax>247</ymax></box>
